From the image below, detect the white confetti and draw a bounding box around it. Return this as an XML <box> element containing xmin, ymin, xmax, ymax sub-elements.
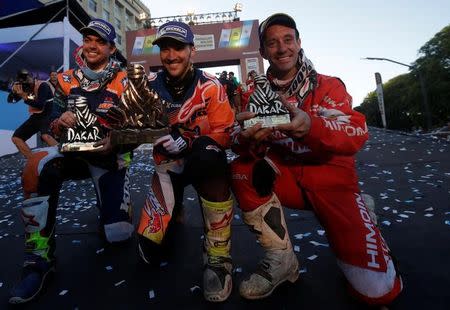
<box><xmin>299</xmin><ymin>268</ymin><xmax>307</xmax><ymax>274</ymax></box>
<box><xmin>424</xmin><ymin>213</ymin><xmax>434</xmax><ymax>217</ymax></box>
<box><xmin>234</xmin><ymin>267</ymin><xmax>242</xmax><ymax>273</ymax></box>
<box><xmin>382</xmin><ymin>220</ymin><xmax>391</xmax><ymax>226</ymax></box>
<box><xmin>0</xmin><ymin>282</ymin><xmax>3</xmax><ymax>288</ymax></box>
<box><xmin>96</xmin><ymin>248</ymin><xmax>105</xmax><ymax>254</ymax></box>
<box><xmin>234</xmin><ymin>214</ymin><xmax>240</xmax><ymax>220</ymax></box>
<box><xmin>383</xmin><ymin>207</ymin><xmax>390</xmax><ymax>211</ymax></box>
<box><xmin>307</xmin><ymin>255</ymin><xmax>318</xmax><ymax>261</ymax></box>
<box><xmin>404</xmin><ymin>211</ymin><xmax>416</xmax><ymax>214</ymax></box>
<box><xmin>294</xmin><ymin>245</ymin><xmax>300</xmax><ymax>252</ymax></box>
<box><xmin>105</xmin><ymin>266</ymin><xmax>113</xmax><ymax>271</ymax></box>
<box><xmin>294</xmin><ymin>234</ymin><xmax>303</xmax><ymax>239</ymax></box>
<box><xmin>115</xmin><ymin>280</ymin><xmax>125</xmax><ymax>287</ymax></box>
<box><xmin>309</xmin><ymin>241</ymin><xmax>329</xmax><ymax>247</ymax></box>
<box><xmin>290</xmin><ymin>213</ymin><xmax>299</xmax><ymax>217</ymax></box>
<box><xmin>399</xmin><ymin>214</ymin><xmax>409</xmax><ymax>218</ymax></box>
<box><xmin>317</xmin><ymin>230</ymin><xmax>325</xmax><ymax>236</ymax></box>
<box><xmin>424</xmin><ymin>207</ymin><xmax>434</xmax><ymax>211</ymax></box>
<box><xmin>59</xmin><ymin>290</ymin><xmax>68</xmax><ymax>296</ymax></box>
<box><xmin>159</xmin><ymin>262</ymin><xmax>168</xmax><ymax>267</ymax></box>
<box><xmin>148</xmin><ymin>289</ymin><xmax>155</xmax><ymax>299</ymax></box>
<box><xmin>186</xmin><ymin>197</ymin><xmax>195</xmax><ymax>201</ymax></box>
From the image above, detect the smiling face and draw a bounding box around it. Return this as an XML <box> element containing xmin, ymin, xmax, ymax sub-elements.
<box><xmin>158</xmin><ymin>38</ymin><xmax>195</xmax><ymax>79</ymax></box>
<box><xmin>260</xmin><ymin>24</ymin><xmax>301</xmax><ymax>80</ymax></box>
<box><xmin>82</xmin><ymin>33</ymin><xmax>116</xmax><ymax>71</ymax></box>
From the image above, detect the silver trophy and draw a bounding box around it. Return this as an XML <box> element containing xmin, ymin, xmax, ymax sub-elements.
<box><xmin>244</xmin><ymin>75</ymin><xmax>291</xmax><ymax>128</ymax></box>
<box><xmin>60</xmin><ymin>95</ymin><xmax>103</xmax><ymax>152</ymax></box>
<box><xmin>110</xmin><ymin>64</ymin><xmax>170</xmax><ymax>145</ymax></box>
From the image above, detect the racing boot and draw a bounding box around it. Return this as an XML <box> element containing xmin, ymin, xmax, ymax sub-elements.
<box><xmin>10</xmin><ymin>196</ymin><xmax>56</xmax><ymax>304</ymax></box>
<box><xmin>239</xmin><ymin>194</ymin><xmax>299</xmax><ymax>300</ymax></box>
<box><xmin>361</xmin><ymin>193</ymin><xmax>377</xmax><ymax>225</ymax></box>
<box><xmin>201</xmin><ymin>196</ymin><xmax>233</xmax><ymax>302</ymax></box>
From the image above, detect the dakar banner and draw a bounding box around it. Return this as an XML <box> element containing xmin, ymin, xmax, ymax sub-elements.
<box><xmin>375</xmin><ymin>72</ymin><xmax>387</xmax><ymax>129</ymax></box>
<box><xmin>126</xmin><ymin>20</ymin><xmax>263</xmax><ymax>77</ymax></box>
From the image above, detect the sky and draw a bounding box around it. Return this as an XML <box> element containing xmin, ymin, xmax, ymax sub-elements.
<box><xmin>141</xmin><ymin>0</ymin><xmax>450</xmax><ymax>106</ymax></box>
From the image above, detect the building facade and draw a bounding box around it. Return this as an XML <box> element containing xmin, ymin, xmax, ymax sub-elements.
<box><xmin>76</xmin><ymin>0</ymin><xmax>150</xmax><ymax>54</ymax></box>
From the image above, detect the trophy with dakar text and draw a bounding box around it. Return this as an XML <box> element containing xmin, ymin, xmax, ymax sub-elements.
<box><xmin>243</xmin><ymin>75</ymin><xmax>291</xmax><ymax>129</ymax></box>
<box><xmin>60</xmin><ymin>95</ymin><xmax>104</xmax><ymax>152</ymax></box>
<box><xmin>110</xmin><ymin>64</ymin><xmax>170</xmax><ymax>145</ymax></box>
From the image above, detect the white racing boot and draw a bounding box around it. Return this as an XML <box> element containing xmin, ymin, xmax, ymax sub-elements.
<box><xmin>240</xmin><ymin>194</ymin><xmax>299</xmax><ymax>300</ymax></box>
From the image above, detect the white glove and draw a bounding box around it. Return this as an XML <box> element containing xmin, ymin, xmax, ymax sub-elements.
<box><xmin>154</xmin><ymin>133</ymin><xmax>188</xmax><ymax>155</ymax></box>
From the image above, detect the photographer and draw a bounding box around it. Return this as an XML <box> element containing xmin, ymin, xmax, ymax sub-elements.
<box><xmin>8</xmin><ymin>69</ymin><xmax>57</xmax><ymax>159</ymax></box>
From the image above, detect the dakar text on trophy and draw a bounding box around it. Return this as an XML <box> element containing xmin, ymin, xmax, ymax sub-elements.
<box><xmin>60</xmin><ymin>95</ymin><xmax>104</xmax><ymax>152</ymax></box>
<box><xmin>243</xmin><ymin>75</ymin><xmax>291</xmax><ymax>128</ymax></box>
<box><xmin>110</xmin><ymin>64</ymin><xmax>170</xmax><ymax>145</ymax></box>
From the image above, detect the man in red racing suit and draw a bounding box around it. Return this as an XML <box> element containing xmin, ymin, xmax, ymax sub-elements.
<box><xmin>230</xmin><ymin>13</ymin><xmax>403</xmax><ymax>306</ymax></box>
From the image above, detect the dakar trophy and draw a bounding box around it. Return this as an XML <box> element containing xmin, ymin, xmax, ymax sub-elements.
<box><xmin>243</xmin><ymin>74</ymin><xmax>291</xmax><ymax>129</ymax></box>
<box><xmin>60</xmin><ymin>95</ymin><xmax>104</xmax><ymax>152</ymax></box>
<box><xmin>109</xmin><ymin>64</ymin><xmax>170</xmax><ymax>145</ymax></box>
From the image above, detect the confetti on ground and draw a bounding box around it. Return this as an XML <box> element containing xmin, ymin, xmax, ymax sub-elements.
<box><xmin>59</xmin><ymin>290</ymin><xmax>68</xmax><ymax>296</ymax></box>
<box><xmin>105</xmin><ymin>266</ymin><xmax>113</xmax><ymax>271</ymax></box>
<box><xmin>186</xmin><ymin>197</ymin><xmax>195</xmax><ymax>201</ymax></box>
<box><xmin>160</xmin><ymin>262</ymin><xmax>168</xmax><ymax>267</ymax></box>
<box><xmin>148</xmin><ymin>289</ymin><xmax>155</xmax><ymax>299</ymax></box>
<box><xmin>309</xmin><ymin>241</ymin><xmax>329</xmax><ymax>247</ymax></box>
<box><xmin>115</xmin><ymin>280</ymin><xmax>125</xmax><ymax>287</ymax></box>
<box><xmin>72</xmin><ymin>240</ymin><xmax>81</xmax><ymax>244</ymax></box>
<box><xmin>399</xmin><ymin>214</ymin><xmax>409</xmax><ymax>218</ymax></box>
<box><xmin>234</xmin><ymin>267</ymin><xmax>242</xmax><ymax>273</ymax></box>
<box><xmin>424</xmin><ymin>207</ymin><xmax>434</xmax><ymax>211</ymax></box>
<box><xmin>299</xmin><ymin>268</ymin><xmax>307</xmax><ymax>274</ymax></box>
<box><xmin>96</xmin><ymin>248</ymin><xmax>104</xmax><ymax>254</ymax></box>
<box><xmin>382</xmin><ymin>220</ymin><xmax>391</xmax><ymax>226</ymax></box>
<box><xmin>290</xmin><ymin>213</ymin><xmax>299</xmax><ymax>217</ymax></box>
<box><xmin>307</xmin><ymin>255</ymin><xmax>318</xmax><ymax>261</ymax></box>
<box><xmin>0</xmin><ymin>282</ymin><xmax>3</xmax><ymax>288</ymax></box>
<box><xmin>317</xmin><ymin>230</ymin><xmax>325</xmax><ymax>236</ymax></box>
<box><xmin>234</xmin><ymin>214</ymin><xmax>240</xmax><ymax>220</ymax></box>
<box><xmin>294</xmin><ymin>245</ymin><xmax>300</xmax><ymax>252</ymax></box>
<box><xmin>424</xmin><ymin>214</ymin><xmax>434</xmax><ymax>217</ymax></box>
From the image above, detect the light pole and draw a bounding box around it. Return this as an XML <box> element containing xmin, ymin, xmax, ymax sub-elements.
<box><xmin>363</xmin><ymin>57</ymin><xmax>432</xmax><ymax>131</ymax></box>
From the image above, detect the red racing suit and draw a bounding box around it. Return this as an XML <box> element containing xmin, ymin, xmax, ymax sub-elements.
<box><xmin>231</xmin><ymin>73</ymin><xmax>402</xmax><ymax>304</ymax></box>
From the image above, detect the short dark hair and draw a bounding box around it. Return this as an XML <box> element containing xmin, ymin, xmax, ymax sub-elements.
<box><xmin>259</xmin><ymin>13</ymin><xmax>299</xmax><ymax>48</ymax></box>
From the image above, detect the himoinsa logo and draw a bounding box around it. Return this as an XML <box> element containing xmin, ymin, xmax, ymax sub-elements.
<box><xmin>356</xmin><ymin>193</ymin><xmax>380</xmax><ymax>269</ymax></box>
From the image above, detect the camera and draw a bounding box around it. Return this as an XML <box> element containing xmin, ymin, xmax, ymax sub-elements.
<box><xmin>7</xmin><ymin>69</ymin><xmax>34</xmax><ymax>103</ymax></box>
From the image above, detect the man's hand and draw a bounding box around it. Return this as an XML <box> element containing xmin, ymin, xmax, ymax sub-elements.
<box><xmin>105</xmin><ymin>106</ymin><xmax>126</xmax><ymax>128</ymax></box>
<box><xmin>236</xmin><ymin>111</ymin><xmax>272</xmax><ymax>143</ymax></box>
<box><xmin>58</xmin><ymin>111</ymin><xmax>77</xmax><ymax>129</ymax></box>
<box><xmin>92</xmin><ymin>134</ymin><xmax>113</xmax><ymax>154</ymax></box>
<box><xmin>154</xmin><ymin>131</ymin><xmax>188</xmax><ymax>155</ymax></box>
<box><xmin>275</xmin><ymin>100</ymin><xmax>311</xmax><ymax>139</ymax></box>
<box><xmin>12</xmin><ymin>83</ymin><xmax>27</xmax><ymax>100</ymax></box>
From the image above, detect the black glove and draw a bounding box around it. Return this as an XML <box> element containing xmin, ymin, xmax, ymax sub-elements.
<box><xmin>105</xmin><ymin>106</ymin><xmax>126</xmax><ymax>128</ymax></box>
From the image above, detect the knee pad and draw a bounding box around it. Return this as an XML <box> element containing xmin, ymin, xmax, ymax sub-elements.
<box><xmin>22</xmin><ymin>146</ymin><xmax>62</xmax><ymax>198</ymax></box>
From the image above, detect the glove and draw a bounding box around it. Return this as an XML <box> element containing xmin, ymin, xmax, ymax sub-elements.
<box><xmin>154</xmin><ymin>130</ymin><xmax>189</xmax><ymax>155</ymax></box>
<box><xmin>105</xmin><ymin>106</ymin><xmax>126</xmax><ymax>128</ymax></box>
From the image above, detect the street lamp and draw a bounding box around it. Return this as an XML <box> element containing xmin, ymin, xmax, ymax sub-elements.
<box><xmin>363</xmin><ymin>57</ymin><xmax>432</xmax><ymax>131</ymax></box>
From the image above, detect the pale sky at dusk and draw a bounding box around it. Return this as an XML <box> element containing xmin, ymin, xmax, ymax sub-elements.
<box><xmin>142</xmin><ymin>0</ymin><xmax>450</xmax><ymax>106</ymax></box>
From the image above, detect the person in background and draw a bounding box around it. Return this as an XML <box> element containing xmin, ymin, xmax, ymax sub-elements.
<box><xmin>8</xmin><ymin>69</ymin><xmax>57</xmax><ymax>159</ymax></box>
<box><xmin>230</xmin><ymin>13</ymin><xmax>403</xmax><ymax>306</ymax></box>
